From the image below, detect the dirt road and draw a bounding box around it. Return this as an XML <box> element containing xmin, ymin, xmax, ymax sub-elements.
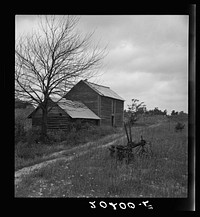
<box><xmin>15</xmin><ymin>134</ymin><xmax>126</xmax><ymax>186</ymax></box>
<box><xmin>15</xmin><ymin>123</ymin><xmax>161</xmax><ymax>186</ymax></box>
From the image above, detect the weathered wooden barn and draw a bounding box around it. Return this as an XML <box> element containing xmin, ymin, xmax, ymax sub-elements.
<box><xmin>27</xmin><ymin>98</ymin><xmax>100</xmax><ymax>130</ymax></box>
<box><xmin>64</xmin><ymin>80</ymin><xmax>124</xmax><ymax>127</ymax></box>
<box><xmin>28</xmin><ymin>80</ymin><xmax>124</xmax><ymax>129</ymax></box>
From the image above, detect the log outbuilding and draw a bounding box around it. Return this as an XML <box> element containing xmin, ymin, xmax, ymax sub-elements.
<box><xmin>27</xmin><ymin>98</ymin><xmax>100</xmax><ymax>130</ymax></box>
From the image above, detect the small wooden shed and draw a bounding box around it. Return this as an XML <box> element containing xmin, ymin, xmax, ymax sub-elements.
<box><xmin>28</xmin><ymin>98</ymin><xmax>100</xmax><ymax>130</ymax></box>
<box><xmin>64</xmin><ymin>80</ymin><xmax>125</xmax><ymax>127</ymax></box>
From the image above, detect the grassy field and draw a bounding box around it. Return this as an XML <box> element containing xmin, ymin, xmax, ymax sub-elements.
<box><xmin>15</xmin><ymin>126</ymin><xmax>121</xmax><ymax>171</ymax></box>
<box><xmin>15</xmin><ymin>118</ymin><xmax>188</xmax><ymax>198</ymax></box>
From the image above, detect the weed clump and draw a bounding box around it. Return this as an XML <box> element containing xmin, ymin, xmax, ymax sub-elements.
<box><xmin>175</xmin><ymin>122</ymin><xmax>185</xmax><ymax>132</ymax></box>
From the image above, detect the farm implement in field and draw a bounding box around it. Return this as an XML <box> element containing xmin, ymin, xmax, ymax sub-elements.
<box><xmin>108</xmin><ymin>122</ymin><xmax>153</xmax><ymax>164</ymax></box>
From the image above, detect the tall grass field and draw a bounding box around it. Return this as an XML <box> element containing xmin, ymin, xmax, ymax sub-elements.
<box><xmin>15</xmin><ymin>118</ymin><xmax>188</xmax><ymax>198</ymax></box>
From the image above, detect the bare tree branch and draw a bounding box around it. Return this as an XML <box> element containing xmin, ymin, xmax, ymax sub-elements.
<box><xmin>15</xmin><ymin>15</ymin><xmax>107</xmax><ymax>140</ymax></box>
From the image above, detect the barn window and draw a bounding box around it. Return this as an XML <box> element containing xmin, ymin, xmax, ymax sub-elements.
<box><xmin>59</xmin><ymin>113</ymin><xmax>62</xmax><ymax>116</ymax></box>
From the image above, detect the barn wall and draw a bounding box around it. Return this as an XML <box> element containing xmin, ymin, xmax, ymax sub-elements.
<box><xmin>114</xmin><ymin>99</ymin><xmax>124</xmax><ymax>127</ymax></box>
<box><xmin>64</xmin><ymin>80</ymin><xmax>99</xmax><ymax>116</ymax></box>
<box><xmin>100</xmin><ymin>97</ymin><xmax>124</xmax><ymax>127</ymax></box>
<box><xmin>32</xmin><ymin>116</ymin><xmax>71</xmax><ymax>130</ymax></box>
<box><xmin>100</xmin><ymin>96</ymin><xmax>112</xmax><ymax>126</ymax></box>
<box><xmin>32</xmin><ymin>116</ymin><xmax>99</xmax><ymax>130</ymax></box>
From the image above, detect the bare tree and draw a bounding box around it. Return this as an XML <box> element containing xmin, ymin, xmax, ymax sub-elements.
<box><xmin>15</xmin><ymin>15</ymin><xmax>107</xmax><ymax>142</ymax></box>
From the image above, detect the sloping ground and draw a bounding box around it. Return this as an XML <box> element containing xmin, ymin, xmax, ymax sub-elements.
<box><xmin>15</xmin><ymin>133</ymin><xmax>125</xmax><ymax>186</ymax></box>
<box><xmin>15</xmin><ymin>122</ymin><xmax>156</xmax><ymax>186</ymax></box>
<box><xmin>15</xmin><ymin>121</ymin><xmax>188</xmax><ymax>198</ymax></box>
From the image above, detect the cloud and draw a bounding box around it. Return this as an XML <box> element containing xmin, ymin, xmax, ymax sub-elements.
<box><xmin>15</xmin><ymin>15</ymin><xmax>39</xmax><ymax>38</ymax></box>
<box><xmin>78</xmin><ymin>15</ymin><xmax>188</xmax><ymax>49</ymax></box>
<box><xmin>104</xmin><ymin>41</ymin><xmax>188</xmax><ymax>93</ymax></box>
<box><xmin>15</xmin><ymin>15</ymin><xmax>188</xmax><ymax>113</ymax></box>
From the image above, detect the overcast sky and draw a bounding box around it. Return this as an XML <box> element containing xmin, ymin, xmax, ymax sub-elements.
<box><xmin>15</xmin><ymin>15</ymin><xmax>188</xmax><ymax>114</ymax></box>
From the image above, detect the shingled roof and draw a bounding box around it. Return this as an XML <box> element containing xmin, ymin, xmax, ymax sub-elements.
<box><xmin>52</xmin><ymin>98</ymin><xmax>100</xmax><ymax>120</ymax></box>
<box><xmin>82</xmin><ymin>80</ymin><xmax>125</xmax><ymax>101</ymax></box>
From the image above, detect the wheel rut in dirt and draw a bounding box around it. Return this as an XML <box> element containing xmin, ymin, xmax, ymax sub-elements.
<box><xmin>15</xmin><ymin>123</ymin><xmax>160</xmax><ymax>186</ymax></box>
<box><xmin>15</xmin><ymin>134</ymin><xmax>125</xmax><ymax>186</ymax></box>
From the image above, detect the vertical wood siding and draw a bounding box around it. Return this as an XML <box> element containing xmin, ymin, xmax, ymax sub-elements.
<box><xmin>100</xmin><ymin>96</ymin><xmax>112</xmax><ymax>126</ymax></box>
<box><xmin>65</xmin><ymin>81</ymin><xmax>99</xmax><ymax>116</ymax></box>
<box><xmin>115</xmin><ymin>99</ymin><xmax>124</xmax><ymax>127</ymax></box>
<box><xmin>100</xmin><ymin>97</ymin><xmax>124</xmax><ymax>127</ymax></box>
<box><xmin>64</xmin><ymin>80</ymin><xmax>124</xmax><ymax>127</ymax></box>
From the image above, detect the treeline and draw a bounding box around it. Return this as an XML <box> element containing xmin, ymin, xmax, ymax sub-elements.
<box><xmin>170</xmin><ymin>110</ymin><xmax>187</xmax><ymax>116</ymax></box>
<box><xmin>145</xmin><ymin>107</ymin><xmax>167</xmax><ymax>115</ymax></box>
<box><xmin>124</xmin><ymin>107</ymin><xmax>187</xmax><ymax>117</ymax></box>
<box><xmin>124</xmin><ymin>99</ymin><xmax>188</xmax><ymax>122</ymax></box>
<box><xmin>124</xmin><ymin>106</ymin><xmax>167</xmax><ymax>117</ymax></box>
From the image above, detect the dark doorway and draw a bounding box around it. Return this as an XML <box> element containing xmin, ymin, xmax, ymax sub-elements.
<box><xmin>111</xmin><ymin>115</ymin><xmax>114</xmax><ymax>127</ymax></box>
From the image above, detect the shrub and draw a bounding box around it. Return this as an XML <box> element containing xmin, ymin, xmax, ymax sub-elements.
<box><xmin>175</xmin><ymin>122</ymin><xmax>185</xmax><ymax>132</ymax></box>
<box><xmin>70</xmin><ymin>120</ymin><xmax>95</xmax><ymax>131</ymax></box>
<box><xmin>47</xmin><ymin>130</ymin><xmax>68</xmax><ymax>143</ymax></box>
<box><xmin>25</xmin><ymin>127</ymin><xmax>42</xmax><ymax>144</ymax></box>
<box><xmin>15</xmin><ymin>141</ymin><xmax>48</xmax><ymax>160</ymax></box>
<box><xmin>46</xmin><ymin>121</ymin><xmax>98</xmax><ymax>145</ymax></box>
<box><xmin>15</xmin><ymin>142</ymin><xmax>35</xmax><ymax>159</ymax></box>
<box><xmin>46</xmin><ymin>125</ymin><xmax>118</xmax><ymax>147</ymax></box>
<box><xmin>96</xmin><ymin>126</ymin><xmax>117</xmax><ymax>136</ymax></box>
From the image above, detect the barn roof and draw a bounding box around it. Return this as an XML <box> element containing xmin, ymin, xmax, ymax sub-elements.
<box><xmin>28</xmin><ymin>98</ymin><xmax>100</xmax><ymax>120</ymax></box>
<box><xmin>82</xmin><ymin>80</ymin><xmax>125</xmax><ymax>101</ymax></box>
<box><xmin>52</xmin><ymin>98</ymin><xmax>100</xmax><ymax>120</ymax></box>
